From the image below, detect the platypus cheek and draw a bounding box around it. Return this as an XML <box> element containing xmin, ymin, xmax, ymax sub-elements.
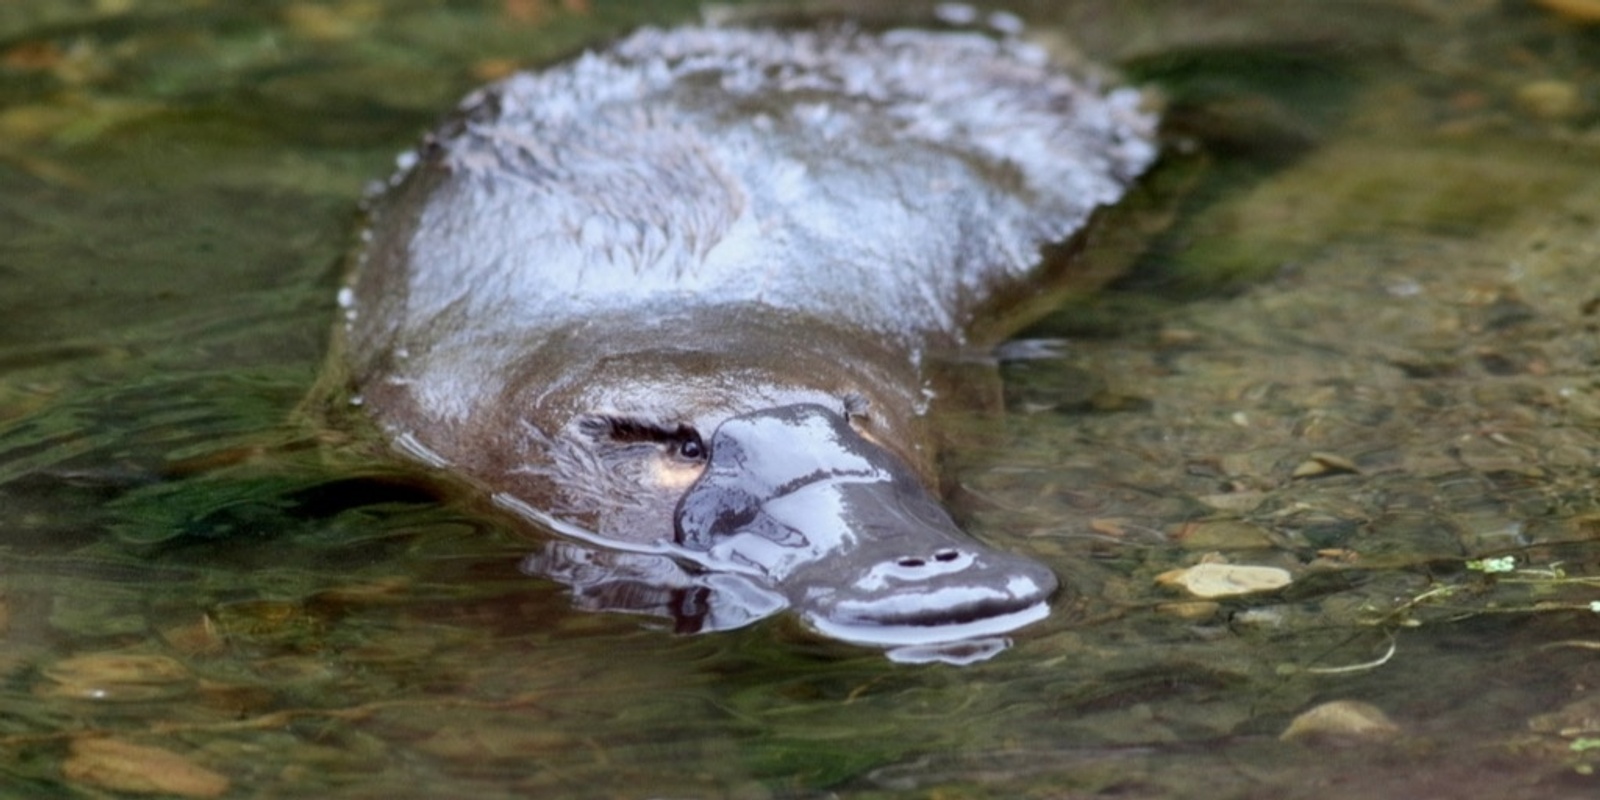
<box><xmin>649</xmin><ymin>458</ymin><xmax>706</xmax><ymax>493</ymax></box>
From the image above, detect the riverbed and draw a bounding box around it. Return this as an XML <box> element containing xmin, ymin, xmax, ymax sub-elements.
<box><xmin>2</xmin><ymin>1</ymin><xmax>1598</xmax><ymax>797</ymax></box>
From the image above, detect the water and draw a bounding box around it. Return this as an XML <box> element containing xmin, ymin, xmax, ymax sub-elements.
<box><xmin>3</xmin><ymin>1</ymin><xmax>1599</xmax><ymax>797</ymax></box>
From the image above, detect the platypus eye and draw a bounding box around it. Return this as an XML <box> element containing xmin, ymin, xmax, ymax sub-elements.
<box><xmin>675</xmin><ymin>436</ymin><xmax>706</xmax><ymax>462</ymax></box>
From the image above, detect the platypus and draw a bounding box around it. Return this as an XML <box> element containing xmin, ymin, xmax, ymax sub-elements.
<box><xmin>337</xmin><ymin>23</ymin><xmax>1157</xmax><ymax>653</ymax></box>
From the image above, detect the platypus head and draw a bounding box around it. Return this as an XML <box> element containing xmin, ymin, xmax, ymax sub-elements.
<box><xmin>460</xmin><ymin>311</ymin><xmax>1058</xmax><ymax>650</ymax></box>
<box><xmin>674</xmin><ymin>403</ymin><xmax>1056</xmax><ymax>645</ymax></box>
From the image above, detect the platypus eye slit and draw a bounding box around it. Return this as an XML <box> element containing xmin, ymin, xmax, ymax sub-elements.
<box><xmin>582</xmin><ymin>415</ymin><xmax>694</xmax><ymax>447</ymax></box>
<box><xmin>587</xmin><ymin>415</ymin><xmax>654</xmax><ymax>443</ymax></box>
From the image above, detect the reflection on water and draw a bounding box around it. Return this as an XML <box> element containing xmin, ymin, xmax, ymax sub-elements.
<box><xmin>521</xmin><ymin>540</ymin><xmax>789</xmax><ymax>635</ymax></box>
<box><xmin>3</xmin><ymin>0</ymin><xmax>1600</xmax><ymax>797</ymax></box>
<box><xmin>521</xmin><ymin>541</ymin><xmax>1025</xmax><ymax>665</ymax></box>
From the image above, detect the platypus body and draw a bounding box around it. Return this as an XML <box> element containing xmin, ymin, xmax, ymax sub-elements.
<box><xmin>339</xmin><ymin>24</ymin><xmax>1157</xmax><ymax>652</ymax></box>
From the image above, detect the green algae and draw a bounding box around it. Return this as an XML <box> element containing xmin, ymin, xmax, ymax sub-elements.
<box><xmin>2</xmin><ymin>1</ymin><xmax>1600</xmax><ymax>798</ymax></box>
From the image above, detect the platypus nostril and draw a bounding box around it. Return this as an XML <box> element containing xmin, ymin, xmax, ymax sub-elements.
<box><xmin>895</xmin><ymin>550</ymin><xmax>965</xmax><ymax>570</ymax></box>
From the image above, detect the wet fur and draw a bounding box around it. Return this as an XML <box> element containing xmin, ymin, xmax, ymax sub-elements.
<box><xmin>335</xmin><ymin>24</ymin><xmax>1158</xmax><ymax>551</ymax></box>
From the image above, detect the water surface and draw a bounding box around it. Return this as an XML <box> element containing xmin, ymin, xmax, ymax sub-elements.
<box><xmin>3</xmin><ymin>1</ymin><xmax>1600</xmax><ymax>797</ymax></box>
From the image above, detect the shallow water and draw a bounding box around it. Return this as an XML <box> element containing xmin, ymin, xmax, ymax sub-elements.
<box><xmin>3</xmin><ymin>1</ymin><xmax>1600</xmax><ymax>797</ymax></box>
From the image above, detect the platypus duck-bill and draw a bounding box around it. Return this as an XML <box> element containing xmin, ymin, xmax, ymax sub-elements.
<box><xmin>336</xmin><ymin>24</ymin><xmax>1157</xmax><ymax>654</ymax></box>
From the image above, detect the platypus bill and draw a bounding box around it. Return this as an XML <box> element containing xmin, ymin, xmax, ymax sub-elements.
<box><xmin>336</xmin><ymin>23</ymin><xmax>1158</xmax><ymax>660</ymax></box>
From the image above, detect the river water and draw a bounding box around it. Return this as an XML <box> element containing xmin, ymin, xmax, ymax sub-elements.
<box><xmin>2</xmin><ymin>1</ymin><xmax>1599</xmax><ymax>797</ymax></box>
